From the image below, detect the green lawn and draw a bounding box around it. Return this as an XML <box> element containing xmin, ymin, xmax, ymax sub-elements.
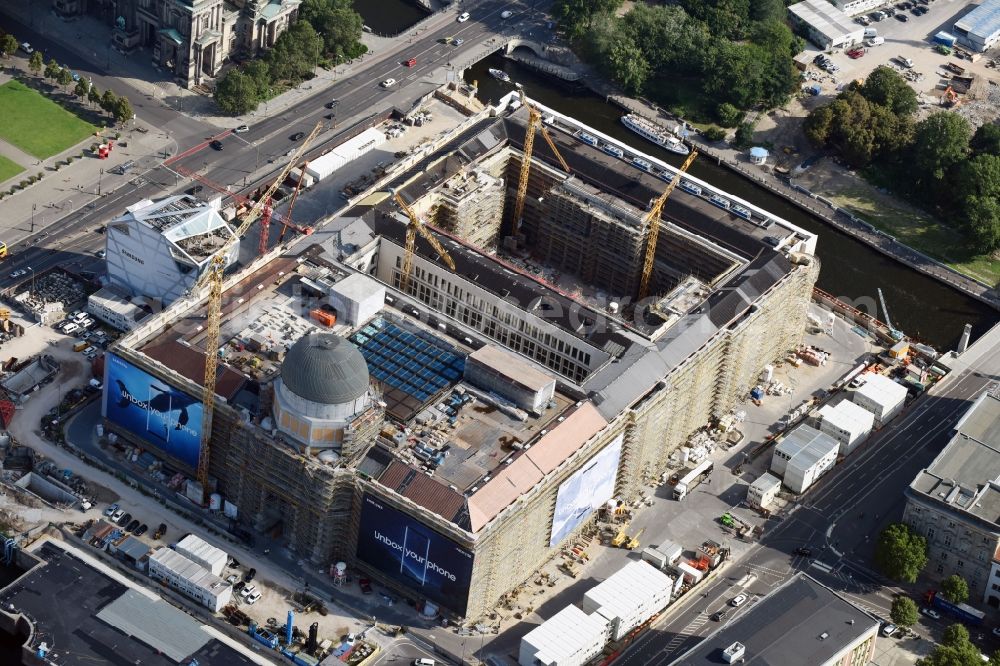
<box><xmin>826</xmin><ymin>186</ymin><xmax>1000</xmax><ymax>287</ymax></box>
<box><xmin>0</xmin><ymin>155</ymin><xmax>24</xmax><ymax>184</ymax></box>
<box><xmin>0</xmin><ymin>80</ymin><xmax>97</xmax><ymax>159</ymax></box>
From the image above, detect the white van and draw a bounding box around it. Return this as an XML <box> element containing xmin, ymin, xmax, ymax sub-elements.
<box><xmin>898</xmin><ymin>55</ymin><xmax>914</xmax><ymax>68</ymax></box>
<box><xmin>864</xmin><ymin>27</ymin><xmax>878</xmax><ymax>38</ymax></box>
<box><xmin>865</xmin><ymin>36</ymin><xmax>885</xmax><ymax>46</ymax></box>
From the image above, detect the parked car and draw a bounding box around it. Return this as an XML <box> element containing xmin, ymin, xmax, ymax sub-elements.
<box><xmin>233</xmin><ymin>124</ymin><xmax>249</xmax><ymax>133</ymax></box>
<box><xmin>117</xmin><ymin>512</ymin><xmax>132</xmax><ymax>527</ymax></box>
<box><xmin>233</xmin><ymin>581</ymin><xmax>246</xmax><ymax>593</ymax></box>
<box><xmin>922</xmin><ymin>608</ymin><xmax>941</xmax><ymax>620</ymax></box>
<box><xmin>290</xmin><ymin>131</ymin><xmax>305</xmax><ymax>141</ymax></box>
<box><xmin>126</xmin><ymin>519</ymin><xmax>140</xmax><ymax>532</ymax></box>
<box><xmin>244</xmin><ymin>567</ymin><xmax>257</xmax><ymax>582</ymax></box>
<box><xmin>882</xmin><ymin>623</ymin><xmax>897</xmax><ymax>636</ymax></box>
<box><xmin>240</xmin><ymin>584</ymin><xmax>256</xmax><ymax>599</ymax></box>
<box><xmin>104</xmin><ymin>504</ymin><xmax>119</xmax><ymax>517</ymax></box>
<box><xmin>896</xmin><ymin>13</ymin><xmax>909</xmax><ymax>21</ymax></box>
<box><xmin>110</xmin><ymin>509</ymin><xmax>125</xmax><ymax>522</ymax></box>
<box><xmin>62</xmin><ymin>323</ymin><xmax>80</xmax><ymax>334</ymax></box>
<box><xmin>226</xmin><ymin>574</ymin><xmax>239</xmax><ymax>585</ymax></box>
<box><xmin>359</xmin><ymin>577</ymin><xmax>373</xmax><ymax>594</ymax></box>
<box><xmin>154</xmin><ymin>523</ymin><xmax>167</xmax><ymax>539</ymax></box>
<box><xmin>380</xmin><ymin>78</ymin><xmax>396</xmax><ymax>88</ymax></box>
<box><xmin>20</xmin><ymin>42</ymin><xmax>33</xmax><ymax>54</ymax></box>
<box><xmin>457</xmin><ymin>11</ymin><xmax>470</xmax><ymax>21</ymax></box>
<box><xmin>134</xmin><ymin>524</ymin><xmax>148</xmax><ymax>537</ymax></box>
<box><xmin>246</xmin><ymin>590</ymin><xmax>262</xmax><ymax>605</ymax></box>
<box><xmin>730</xmin><ymin>594</ymin><xmax>748</xmax><ymax>607</ymax></box>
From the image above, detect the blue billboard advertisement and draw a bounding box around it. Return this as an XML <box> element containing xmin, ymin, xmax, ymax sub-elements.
<box><xmin>550</xmin><ymin>433</ymin><xmax>623</xmax><ymax>546</ymax></box>
<box><xmin>356</xmin><ymin>493</ymin><xmax>474</xmax><ymax>615</ymax></box>
<box><xmin>104</xmin><ymin>354</ymin><xmax>203</xmax><ymax>469</ymax></box>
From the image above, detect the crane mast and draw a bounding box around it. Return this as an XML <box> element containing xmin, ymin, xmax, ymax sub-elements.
<box><xmin>637</xmin><ymin>150</ymin><xmax>698</xmax><ymax>301</ymax></box>
<box><xmin>195</xmin><ymin>121</ymin><xmax>323</xmax><ymax>503</ymax></box>
<box><xmin>511</xmin><ymin>90</ymin><xmax>570</xmax><ymax>240</ymax></box>
<box><xmin>394</xmin><ymin>191</ymin><xmax>456</xmax><ymax>293</ymax></box>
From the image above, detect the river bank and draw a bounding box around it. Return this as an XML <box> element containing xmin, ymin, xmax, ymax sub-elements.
<box><xmin>601</xmin><ymin>94</ymin><xmax>1000</xmax><ymax>311</ymax></box>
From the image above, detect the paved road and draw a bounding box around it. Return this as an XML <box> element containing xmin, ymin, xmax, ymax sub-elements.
<box><xmin>616</xmin><ymin>330</ymin><xmax>1000</xmax><ymax>665</ymax></box>
<box><xmin>0</xmin><ymin>0</ymin><xmax>547</xmax><ymax>292</ymax></box>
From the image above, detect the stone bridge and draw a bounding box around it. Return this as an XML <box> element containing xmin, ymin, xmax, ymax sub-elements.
<box><xmin>502</xmin><ymin>38</ymin><xmax>581</xmax><ymax>82</ymax></box>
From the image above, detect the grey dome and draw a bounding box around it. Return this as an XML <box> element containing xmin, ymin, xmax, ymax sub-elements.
<box><xmin>280</xmin><ymin>333</ymin><xmax>370</xmax><ymax>405</ymax></box>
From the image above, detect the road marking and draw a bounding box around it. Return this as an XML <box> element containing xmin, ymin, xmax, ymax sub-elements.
<box><xmin>810</xmin><ymin>560</ymin><xmax>833</xmax><ymax>573</ymax></box>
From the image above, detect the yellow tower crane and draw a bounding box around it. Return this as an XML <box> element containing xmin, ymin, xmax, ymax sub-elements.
<box><xmin>511</xmin><ymin>89</ymin><xmax>571</xmax><ymax>240</ymax></box>
<box><xmin>195</xmin><ymin>120</ymin><xmax>324</xmax><ymax>503</ymax></box>
<box><xmin>393</xmin><ymin>191</ymin><xmax>456</xmax><ymax>293</ymax></box>
<box><xmin>637</xmin><ymin>150</ymin><xmax>698</xmax><ymax>301</ymax></box>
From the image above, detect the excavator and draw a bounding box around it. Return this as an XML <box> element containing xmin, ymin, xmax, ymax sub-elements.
<box><xmin>624</xmin><ymin>527</ymin><xmax>645</xmax><ymax>551</ymax></box>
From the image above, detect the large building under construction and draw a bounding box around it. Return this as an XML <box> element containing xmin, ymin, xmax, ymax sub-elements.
<box><xmin>102</xmin><ymin>95</ymin><xmax>819</xmax><ymax>620</ymax></box>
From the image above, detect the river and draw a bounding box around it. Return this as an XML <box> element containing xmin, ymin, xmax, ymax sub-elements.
<box><xmin>460</xmin><ymin>55</ymin><xmax>998</xmax><ymax>351</ymax></box>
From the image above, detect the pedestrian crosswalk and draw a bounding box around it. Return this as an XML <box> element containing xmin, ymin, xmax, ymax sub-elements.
<box><xmin>659</xmin><ymin>612</ymin><xmax>710</xmax><ymax>657</ymax></box>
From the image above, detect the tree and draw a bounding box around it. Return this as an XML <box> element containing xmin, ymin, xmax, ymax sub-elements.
<box><xmin>606</xmin><ymin>38</ymin><xmax>648</xmax><ymax>94</ymax></box>
<box><xmin>861</xmin><ymin>66</ymin><xmax>918</xmax><ymax>117</ymax></box>
<box><xmin>267</xmin><ymin>21</ymin><xmax>323</xmax><ymax>82</ymax></box>
<box><xmin>87</xmin><ymin>85</ymin><xmax>101</xmax><ymax>107</ymax></box>
<box><xmin>114</xmin><ymin>96</ymin><xmax>133</xmax><ymax>125</ymax></box>
<box><xmin>0</xmin><ymin>34</ymin><xmax>18</xmax><ymax>59</ymax></box>
<box><xmin>717</xmin><ymin>102</ymin><xmax>742</xmax><ymax>128</ymax></box>
<box><xmin>44</xmin><ymin>58</ymin><xmax>59</xmax><ymax>80</ymax></box>
<box><xmin>910</xmin><ymin>112</ymin><xmax>971</xmax><ymax>192</ymax></box>
<box><xmin>56</xmin><ymin>67</ymin><xmax>73</xmax><ymax>90</ymax></box>
<box><xmin>214</xmin><ymin>69</ymin><xmax>260</xmax><ymax>115</ymax></box>
<box><xmin>28</xmin><ymin>50</ymin><xmax>43</xmax><ymax>76</ymax></box>
<box><xmin>917</xmin><ymin>624</ymin><xmax>990</xmax><ymax>666</ymax></box>
<box><xmin>100</xmin><ymin>89</ymin><xmax>118</xmax><ymax>116</ymax></box>
<box><xmin>553</xmin><ymin>0</ymin><xmax>624</xmax><ymax>39</ymax></box>
<box><xmin>300</xmin><ymin>0</ymin><xmax>364</xmax><ymax>61</ymax></box>
<box><xmin>965</xmin><ymin>196</ymin><xmax>1000</xmax><ymax>252</ymax></box>
<box><xmin>971</xmin><ymin>123</ymin><xmax>1000</xmax><ymax>157</ymax></box>
<box><xmin>242</xmin><ymin>59</ymin><xmax>271</xmax><ymax>98</ymax></box>
<box><xmin>733</xmin><ymin>122</ymin><xmax>754</xmax><ymax>149</ymax></box>
<box><xmin>874</xmin><ymin>523</ymin><xmax>928</xmax><ymax>583</ymax></box>
<box><xmin>890</xmin><ymin>596</ymin><xmax>919</xmax><ymax>628</ymax></box>
<box><xmin>73</xmin><ymin>78</ymin><xmax>89</xmax><ymax>98</ymax></box>
<box><xmin>941</xmin><ymin>575</ymin><xmax>970</xmax><ymax>605</ymax></box>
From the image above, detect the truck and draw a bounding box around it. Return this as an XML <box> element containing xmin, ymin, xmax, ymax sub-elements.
<box><xmin>929</xmin><ymin>592</ymin><xmax>985</xmax><ymax>626</ymax></box>
<box><xmin>673</xmin><ymin>460</ymin><xmax>714</xmax><ymax>500</ymax></box>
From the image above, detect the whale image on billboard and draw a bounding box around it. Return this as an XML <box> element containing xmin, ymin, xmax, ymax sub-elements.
<box><xmin>103</xmin><ymin>354</ymin><xmax>202</xmax><ymax>469</ymax></box>
<box><xmin>550</xmin><ymin>433</ymin><xmax>623</xmax><ymax>546</ymax></box>
<box><xmin>356</xmin><ymin>493</ymin><xmax>474</xmax><ymax>615</ymax></box>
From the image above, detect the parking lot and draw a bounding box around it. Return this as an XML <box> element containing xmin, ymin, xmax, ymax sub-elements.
<box><xmin>805</xmin><ymin>0</ymin><xmax>999</xmax><ymax>100</ymax></box>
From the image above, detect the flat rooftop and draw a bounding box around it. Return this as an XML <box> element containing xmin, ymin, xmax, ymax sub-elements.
<box><xmin>909</xmin><ymin>390</ymin><xmax>1000</xmax><ymax>528</ymax></box>
<box><xmin>0</xmin><ymin>541</ymin><xmax>267</xmax><ymax>666</ymax></box>
<box><xmin>671</xmin><ymin>573</ymin><xmax>879</xmax><ymax>665</ymax></box>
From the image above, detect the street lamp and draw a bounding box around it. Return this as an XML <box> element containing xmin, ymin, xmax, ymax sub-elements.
<box><xmin>30</xmin><ymin>204</ymin><xmax>36</xmax><ymax>234</ymax></box>
<box><xmin>98</xmin><ymin>168</ymin><xmax>103</xmax><ymax>196</ymax></box>
<box><xmin>26</xmin><ymin>266</ymin><xmax>35</xmax><ymax>296</ymax></box>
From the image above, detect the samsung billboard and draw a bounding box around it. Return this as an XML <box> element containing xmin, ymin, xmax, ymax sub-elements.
<box><xmin>356</xmin><ymin>493</ymin><xmax>474</xmax><ymax>615</ymax></box>
<box><xmin>103</xmin><ymin>354</ymin><xmax>202</xmax><ymax>469</ymax></box>
<box><xmin>550</xmin><ymin>433</ymin><xmax>624</xmax><ymax>546</ymax></box>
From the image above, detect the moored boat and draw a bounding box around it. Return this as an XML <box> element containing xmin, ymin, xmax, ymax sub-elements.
<box><xmin>621</xmin><ymin>113</ymin><xmax>690</xmax><ymax>155</ymax></box>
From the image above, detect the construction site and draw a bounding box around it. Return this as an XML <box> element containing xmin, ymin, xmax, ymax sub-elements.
<box><xmin>99</xmin><ymin>89</ymin><xmax>821</xmax><ymax>622</ymax></box>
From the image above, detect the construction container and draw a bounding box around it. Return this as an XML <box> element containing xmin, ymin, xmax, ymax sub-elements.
<box><xmin>676</xmin><ymin>561</ymin><xmax>703</xmax><ymax>585</ymax></box>
<box><xmin>889</xmin><ymin>340</ymin><xmax>909</xmax><ymax>359</ymax></box>
<box><xmin>934</xmin><ymin>31</ymin><xmax>957</xmax><ymax>47</ymax></box>
<box><xmin>641</xmin><ymin>547</ymin><xmax>668</xmax><ymax>570</ymax></box>
<box><xmin>310</xmin><ymin>309</ymin><xmax>336</xmax><ymax>327</ymax></box>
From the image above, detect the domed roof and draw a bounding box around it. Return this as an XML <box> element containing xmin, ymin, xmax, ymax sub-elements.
<box><xmin>280</xmin><ymin>333</ymin><xmax>370</xmax><ymax>405</ymax></box>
